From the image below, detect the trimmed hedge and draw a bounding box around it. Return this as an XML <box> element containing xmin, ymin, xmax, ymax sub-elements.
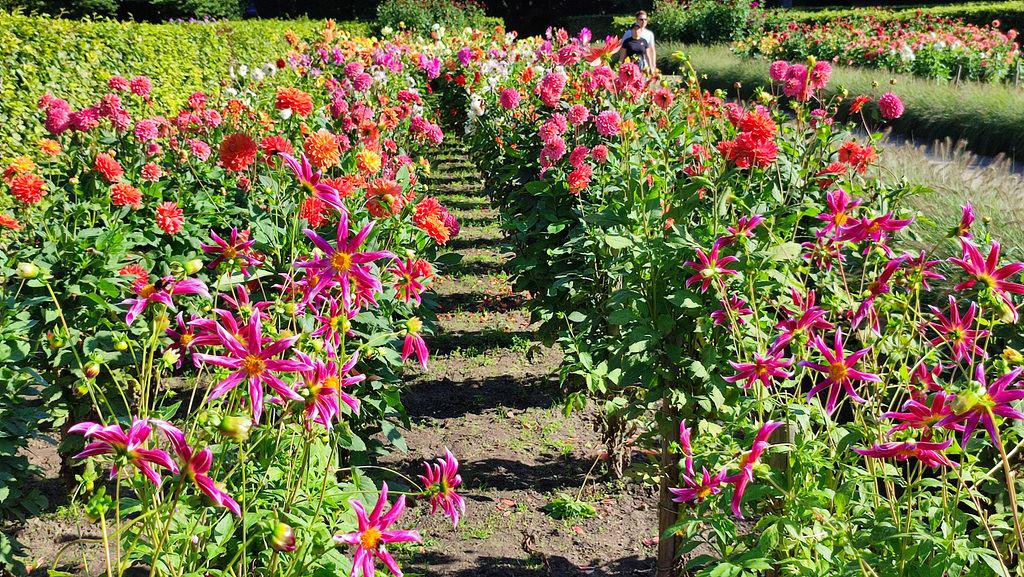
<box><xmin>661</xmin><ymin>43</ymin><xmax>1024</xmax><ymax>162</ymax></box>
<box><xmin>0</xmin><ymin>12</ymin><xmax>326</xmax><ymax>155</ymax></box>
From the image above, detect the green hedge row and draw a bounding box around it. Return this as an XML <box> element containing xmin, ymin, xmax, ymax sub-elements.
<box><xmin>0</xmin><ymin>12</ymin><xmax>342</xmax><ymax>155</ymax></box>
<box><xmin>660</xmin><ymin>43</ymin><xmax>1024</xmax><ymax>162</ymax></box>
<box><xmin>775</xmin><ymin>1</ymin><xmax>1024</xmax><ymax>34</ymax></box>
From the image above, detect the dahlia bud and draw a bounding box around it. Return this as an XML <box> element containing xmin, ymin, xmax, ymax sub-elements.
<box><xmin>16</xmin><ymin>262</ymin><xmax>39</xmax><ymax>279</ymax></box>
<box><xmin>83</xmin><ymin>361</ymin><xmax>101</xmax><ymax>379</ymax></box>
<box><xmin>1003</xmin><ymin>347</ymin><xmax>1023</xmax><ymax>365</ymax></box>
<box><xmin>951</xmin><ymin>383</ymin><xmax>984</xmax><ymax>415</ymax></box>
<box><xmin>219</xmin><ymin>415</ymin><xmax>253</xmax><ymax>441</ymax></box>
<box><xmin>47</xmin><ymin>331</ymin><xmax>65</xmax><ymax>350</ymax></box>
<box><xmin>270</xmin><ymin>522</ymin><xmax>296</xmax><ymax>552</ymax></box>
<box><xmin>155</xmin><ymin>313</ymin><xmax>171</xmax><ymax>332</ymax></box>
<box><xmin>184</xmin><ymin>259</ymin><xmax>204</xmax><ymax>275</ymax></box>
<box><xmin>161</xmin><ymin>348</ymin><xmax>180</xmax><ymax>368</ymax></box>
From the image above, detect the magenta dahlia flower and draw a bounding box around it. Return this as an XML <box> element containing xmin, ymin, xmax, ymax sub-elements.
<box><xmin>935</xmin><ymin>365</ymin><xmax>1024</xmax><ymax>448</ymax></box>
<box><xmin>295</xmin><ymin>212</ymin><xmax>395</xmax><ymax>308</ymax></box>
<box><xmin>724</xmin><ymin>421</ymin><xmax>784</xmax><ymax>518</ymax></box>
<box><xmin>69</xmin><ymin>419</ymin><xmax>178</xmax><ymax>486</ymax></box>
<box><xmin>855</xmin><ymin>438</ymin><xmax>955</xmax><ymax>468</ymax></box>
<box><xmin>193</xmin><ymin>313</ymin><xmax>312</xmax><ymax>423</ymax></box>
<box><xmin>122</xmin><ymin>276</ymin><xmax>210</xmax><ymax>326</ymax></box>
<box><xmin>333</xmin><ymin>482</ymin><xmax>422</xmax><ymax>577</ymax></box>
<box><xmin>419</xmin><ymin>448</ymin><xmax>466</xmax><ymax>527</ymax></box>
<box><xmin>949</xmin><ymin>239</ymin><xmax>1024</xmax><ymax>322</ymax></box>
<box><xmin>152</xmin><ymin>420</ymin><xmax>241</xmax><ymax>515</ymax></box>
<box><xmin>798</xmin><ymin>329</ymin><xmax>880</xmax><ymax>413</ymax></box>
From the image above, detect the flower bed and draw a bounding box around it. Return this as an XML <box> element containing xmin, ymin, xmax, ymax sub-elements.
<box><xmin>439</xmin><ymin>26</ymin><xmax>1024</xmax><ymax>575</ymax></box>
<box><xmin>741</xmin><ymin>10</ymin><xmax>1021</xmax><ymax>83</ymax></box>
<box><xmin>0</xmin><ymin>21</ymin><xmax>481</xmax><ymax>575</ymax></box>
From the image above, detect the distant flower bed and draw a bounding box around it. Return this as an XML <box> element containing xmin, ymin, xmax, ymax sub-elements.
<box><xmin>739</xmin><ymin>10</ymin><xmax>1020</xmax><ymax>82</ymax></box>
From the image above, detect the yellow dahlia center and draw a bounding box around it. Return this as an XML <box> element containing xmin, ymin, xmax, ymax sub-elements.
<box><xmin>407</xmin><ymin>317</ymin><xmax>423</xmax><ymax>333</ymax></box>
<box><xmin>139</xmin><ymin>284</ymin><xmax>157</xmax><ymax>298</ymax></box>
<box><xmin>866</xmin><ymin>222</ymin><xmax>882</xmax><ymax>234</ymax></box>
<box><xmin>828</xmin><ymin>362</ymin><xmax>848</xmax><ymax>382</ymax></box>
<box><xmin>179</xmin><ymin>333</ymin><xmax>194</xmax><ymax>346</ymax></box>
<box><xmin>241</xmin><ymin>355</ymin><xmax>266</xmax><ymax>376</ymax></box>
<box><xmin>755</xmin><ymin>364</ymin><xmax>769</xmax><ymax>376</ymax></box>
<box><xmin>223</xmin><ymin>246</ymin><xmax>238</xmax><ymax>259</ymax></box>
<box><xmin>323</xmin><ymin>376</ymin><xmax>339</xmax><ymax>390</ymax></box>
<box><xmin>331</xmin><ymin>251</ymin><xmax>353</xmax><ymax>271</ymax></box>
<box><xmin>834</xmin><ymin>212</ymin><xmax>848</xmax><ymax>226</ymax></box>
<box><xmin>697</xmin><ymin>485</ymin><xmax>713</xmax><ymax>499</ymax></box>
<box><xmin>360</xmin><ymin>527</ymin><xmax>381</xmax><ymax>550</ymax></box>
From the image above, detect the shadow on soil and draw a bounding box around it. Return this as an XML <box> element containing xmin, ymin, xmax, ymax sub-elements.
<box><xmin>403</xmin><ymin>553</ymin><xmax>653</xmax><ymax>576</ymax></box>
<box><xmin>438</xmin><ymin>259</ymin><xmax>508</xmax><ymax>278</ymax></box>
<box><xmin>428</xmin><ymin>330</ymin><xmax>532</xmax><ymax>355</ymax></box>
<box><xmin>434</xmin><ymin>292</ymin><xmax>526</xmax><ymax>314</ymax></box>
<box><xmin>403</xmin><ymin>373</ymin><xmax>561</xmax><ymax>420</ymax></box>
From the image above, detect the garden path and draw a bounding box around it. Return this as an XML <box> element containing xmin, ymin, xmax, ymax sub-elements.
<box><xmin>382</xmin><ymin>142</ymin><xmax>659</xmax><ymax>576</ymax></box>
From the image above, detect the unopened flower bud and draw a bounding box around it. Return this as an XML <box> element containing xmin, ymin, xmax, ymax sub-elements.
<box><xmin>83</xmin><ymin>361</ymin><xmax>101</xmax><ymax>379</ymax></box>
<box><xmin>219</xmin><ymin>415</ymin><xmax>253</xmax><ymax>441</ymax></box>
<box><xmin>184</xmin><ymin>259</ymin><xmax>204</xmax><ymax>275</ymax></box>
<box><xmin>270</xmin><ymin>522</ymin><xmax>296</xmax><ymax>552</ymax></box>
<box><xmin>155</xmin><ymin>313</ymin><xmax>171</xmax><ymax>332</ymax></box>
<box><xmin>1004</xmin><ymin>347</ymin><xmax>1024</xmax><ymax>364</ymax></box>
<box><xmin>951</xmin><ymin>384</ymin><xmax>984</xmax><ymax>415</ymax></box>
<box><xmin>161</xmin><ymin>348</ymin><xmax>180</xmax><ymax>367</ymax></box>
<box><xmin>16</xmin><ymin>262</ymin><xmax>39</xmax><ymax>279</ymax></box>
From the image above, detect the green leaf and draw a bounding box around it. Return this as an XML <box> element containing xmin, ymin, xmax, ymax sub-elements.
<box><xmin>607</xmin><ymin>309</ymin><xmax>635</xmax><ymax>325</ymax></box>
<box><xmin>603</xmin><ymin>234</ymin><xmax>631</xmax><ymax>249</ymax></box>
<box><xmin>666</xmin><ymin>290</ymin><xmax>702</xmax><ymax>309</ymax></box>
<box><xmin>760</xmin><ymin>242</ymin><xmax>803</xmax><ymax>261</ymax></box>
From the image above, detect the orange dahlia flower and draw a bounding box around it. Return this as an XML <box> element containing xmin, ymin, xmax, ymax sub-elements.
<box><xmin>304</xmin><ymin>130</ymin><xmax>340</xmax><ymax>169</ymax></box>
<box><xmin>276</xmin><ymin>87</ymin><xmax>314</xmax><ymax>117</ymax></box>
<box><xmin>10</xmin><ymin>174</ymin><xmax>47</xmax><ymax>204</ymax></box>
<box><xmin>355</xmin><ymin>149</ymin><xmax>382</xmax><ymax>175</ymax></box>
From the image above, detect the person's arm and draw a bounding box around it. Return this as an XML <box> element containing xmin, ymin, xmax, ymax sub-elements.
<box><xmin>649</xmin><ymin>35</ymin><xmax>657</xmax><ymax>72</ymax></box>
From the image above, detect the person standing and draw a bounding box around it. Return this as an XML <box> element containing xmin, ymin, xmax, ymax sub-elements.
<box><xmin>620</xmin><ymin>10</ymin><xmax>656</xmax><ymax>72</ymax></box>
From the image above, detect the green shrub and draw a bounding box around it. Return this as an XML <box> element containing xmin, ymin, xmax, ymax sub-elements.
<box><xmin>558</xmin><ymin>14</ymin><xmax>620</xmax><ymax>40</ymax></box>
<box><xmin>375</xmin><ymin>0</ymin><xmax>497</xmax><ymax>34</ymax></box>
<box><xmin>653</xmin><ymin>0</ymin><xmax>755</xmax><ymax>44</ymax></box>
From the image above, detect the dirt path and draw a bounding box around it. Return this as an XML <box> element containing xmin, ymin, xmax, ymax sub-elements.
<box><xmin>384</xmin><ymin>143</ymin><xmax>658</xmax><ymax>576</ymax></box>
